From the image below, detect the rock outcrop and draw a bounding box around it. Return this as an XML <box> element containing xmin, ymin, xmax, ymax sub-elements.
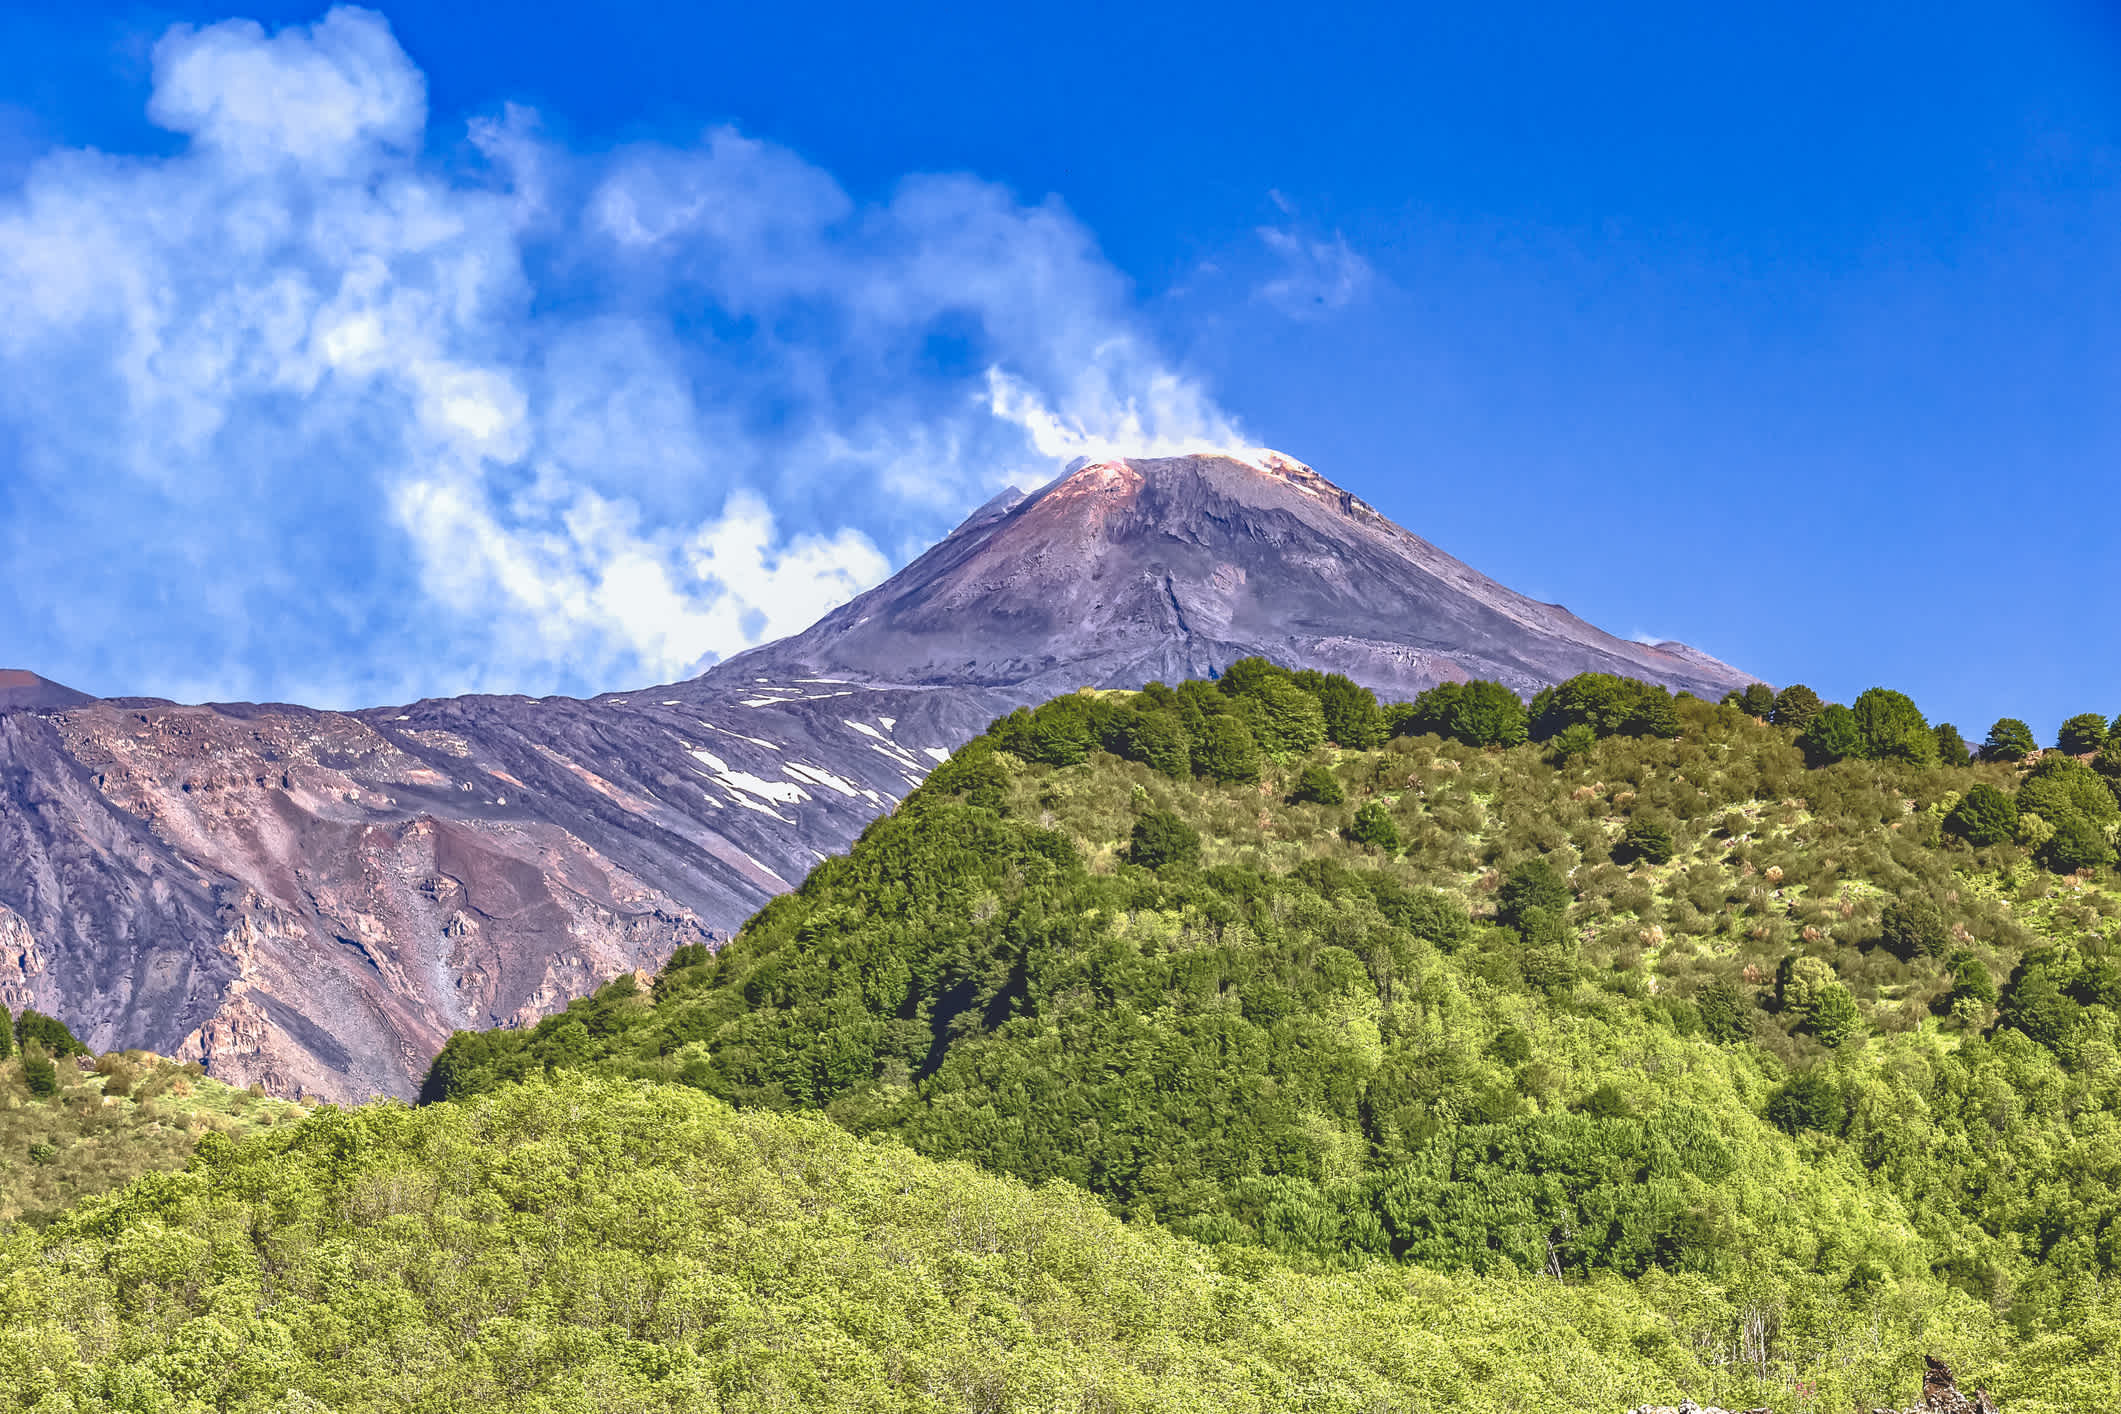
<box><xmin>0</xmin><ymin>449</ymin><xmax>1755</xmax><ymax>1100</ymax></box>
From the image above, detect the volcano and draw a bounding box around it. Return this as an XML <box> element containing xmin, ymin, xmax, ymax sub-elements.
<box><xmin>717</xmin><ymin>450</ymin><xmax>1748</xmax><ymax>700</ymax></box>
<box><xmin>0</xmin><ymin>450</ymin><xmax>1753</xmax><ymax>1100</ymax></box>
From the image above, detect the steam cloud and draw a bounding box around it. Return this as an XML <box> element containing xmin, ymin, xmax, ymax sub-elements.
<box><xmin>0</xmin><ymin>7</ymin><xmax>1241</xmax><ymax>705</ymax></box>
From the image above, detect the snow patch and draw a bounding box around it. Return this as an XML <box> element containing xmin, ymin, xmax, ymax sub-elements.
<box><xmin>784</xmin><ymin>762</ymin><xmax>861</xmax><ymax>797</ymax></box>
<box><xmin>922</xmin><ymin>746</ymin><xmax>951</xmax><ymax>763</ymax></box>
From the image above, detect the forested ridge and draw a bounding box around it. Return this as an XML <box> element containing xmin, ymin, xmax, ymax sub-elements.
<box><xmin>7</xmin><ymin>663</ymin><xmax>2121</xmax><ymax>1409</ymax></box>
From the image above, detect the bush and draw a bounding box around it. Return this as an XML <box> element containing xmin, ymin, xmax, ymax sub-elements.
<box><xmin>1289</xmin><ymin>765</ymin><xmax>1345</xmax><ymax>805</ymax></box>
<box><xmin>1771</xmin><ymin>684</ymin><xmax>1824</xmax><ymax>730</ymax></box>
<box><xmin>2039</xmin><ymin>815</ymin><xmax>2116</xmax><ymax>875</ymax></box>
<box><xmin>1613</xmin><ymin>817</ymin><xmax>1674</xmax><ymax>867</ymax></box>
<box><xmin>1346</xmin><ymin>801</ymin><xmax>1401</xmax><ymax>853</ymax></box>
<box><xmin>1945</xmin><ymin>784</ymin><xmax>2018</xmax><ymax>847</ymax></box>
<box><xmin>1548</xmin><ymin>723</ymin><xmax>1597</xmax><ymax>765</ymax></box>
<box><xmin>1128</xmin><ymin>809</ymin><xmax>1201</xmax><ymax>871</ymax></box>
<box><xmin>1879</xmin><ymin>896</ymin><xmax>1951</xmax><ymax>961</ymax></box>
<box><xmin>20</xmin><ymin>1045</ymin><xmax>58</xmax><ymax>1098</ymax></box>
<box><xmin>1982</xmin><ymin>718</ymin><xmax>2038</xmax><ymax>762</ymax></box>
<box><xmin>2058</xmin><ymin>713</ymin><xmax>2110</xmax><ymax>757</ymax></box>
<box><xmin>1497</xmin><ymin>857</ymin><xmax>1572</xmax><ymax>930</ymax></box>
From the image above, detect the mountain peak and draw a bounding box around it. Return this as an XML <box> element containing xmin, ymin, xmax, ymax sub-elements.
<box><xmin>714</xmin><ymin>450</ymin><xmax>1753</xmax><ymax>702</ymax></box>
<box><xmin>0</xmin><ymin>670</ymin><xmax>94</xmax><ymax>713</ymax></box>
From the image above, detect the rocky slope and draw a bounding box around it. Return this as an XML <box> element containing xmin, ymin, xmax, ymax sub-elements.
<box><xmin>0</xmin><ymin>449</ymin><xmax>1753</xmax><ymax>1100</ymax></box>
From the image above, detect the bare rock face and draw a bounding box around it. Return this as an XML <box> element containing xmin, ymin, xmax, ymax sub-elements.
<box><xmin>0</xmin><ymin>449</ymin><xmax>1755</xmax><ymax>1100</ymax></box>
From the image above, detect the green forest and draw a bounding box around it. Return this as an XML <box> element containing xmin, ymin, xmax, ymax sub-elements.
<box><xmin>8</xmin><ymin>663</ymin><xmax>2121</xmax><ymax>1410</ymax></box>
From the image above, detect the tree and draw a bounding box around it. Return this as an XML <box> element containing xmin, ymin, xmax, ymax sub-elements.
<box><xmin>15</xmin><ymin>1009</ymin><xmax>86</xmax><ymax>1058</ymax></box>
<box><xmin>1346</xmin><ymin>801</ymin><xmax>1400</xmax><ymax>853</ymax></box>
<box><xmin>1799</xmin><ymin>704</ymin><xmax>1862</xmax><ymax>765</ymax></box>
<box><xmin>1289</xmin><ymin>765</ymin><xmax>1344</xmax><ymax>805</ymax></box>
<box><xmin>1238</xmin><ymin>678</ymin><xmax>1329</xmax><ymax>758</ymax></box>
<box><xmin>1982</xmin><ymin>718</ymin><xmax>2038</xmax><ymax>762</ymax></box>
<box><xmin>1771</xmin><ymin>684</ymin><xmax>1824</xmax><ymax>730</ymax></box>
<box><xmin>2058</xmin><ymin>713</ymin><xmax>2110</xmax><ymax>757</ymax></box>
<box><xmin>1216</xmin><ymin>656</ymin><xmax>1289</xmax><ymax>699</ymax></box>
<box><xmin>1945</xmin><ymin>784</ymin><xmax>2019</xmax><ymax>846</ymax></box>
<box><xmin>1767</xmin><ymin>1071</ymin><xmax>1844</xmax><ymax>1134</ymax></box>
<box><xmin>1306</xmin><ymin>673</ymin><xmax>1386</xmax><ymax>749</ymax></box>
<box><xmin>1725</xmin><ymin>683</ymin><xmax>1775</xmax><ymax>718</ymax></box>
<box><xmin>1850</xmin><ymin>687</ymin><xmax>1935</xmax><ymax>764</ymax></box>
<box><xmin>1191</xmin><ymin>715</ymin><xmax>1261</xmax><ymax>784</ymax></box>
<box><xmin>19</xmin><ymin>1043</ymin><xmax>57</xmax><ymax>1098</ymax></box>
<box><xmin>1128</xmin><ymin>810</ymin><xmax>1201</xmax><ymax>872</ymax></box>
<box><xmin>2095</xmin><ymin>736</ymin><xmax>2121</xmax><ymax>786</ymax></box>
<box><xmin>2020</xmin><ymin>755</ymin><xmax>2120</xmax><ymax>830</ymax></box>
<box><xmin>1933</xmin><ymin>723</ymin><xmax>1970</xmax><ymax>764</ymax></box>
<box><xmin>1447</xmin><ymin>681</ymin><xmax>1530</xmax><ymax>748</ymax></box>
<box><xmin>1614</xmin><ymin>816</ymin><xmax>1674</xmax><ymax>867</ymax></box>
<box><xmin>1497</xmin><ymin>857</ymin><xmax>1572</xmax><ymax>930</ymax></box>
<box><xmin>0</xmin><ymin>1007</ymin><xmax>11</xmax><ymax>1061</ymax></box>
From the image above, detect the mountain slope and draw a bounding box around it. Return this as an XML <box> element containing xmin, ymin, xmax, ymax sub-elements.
<box><xmin>0</xmin><ymin>449</ymin><xmax>1754</xmax><ymax>1100</ymax></box>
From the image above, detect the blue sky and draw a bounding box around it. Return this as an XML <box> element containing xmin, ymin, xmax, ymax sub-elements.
<box><xmin>0</xmin><ymin>3</ymin><xmax>2115</xmax><ymax>739</ymax></box>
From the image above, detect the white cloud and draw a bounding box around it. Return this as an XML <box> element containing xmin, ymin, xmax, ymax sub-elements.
<box><xmin>1256</xmin><ymin>225</ymin><xmax>1375</xmax><ymax>318</ymax></box>
<box><xmin>0</xmin><ymin>6</ymin><xmax>1237</xmax><ymax>705</ymax></box>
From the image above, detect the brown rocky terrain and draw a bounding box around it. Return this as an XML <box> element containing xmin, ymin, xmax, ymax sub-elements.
<box><xmin>0</xmin><ymin>449</ymin><xmax>1754</xmax><ymax>1100</ymax></box>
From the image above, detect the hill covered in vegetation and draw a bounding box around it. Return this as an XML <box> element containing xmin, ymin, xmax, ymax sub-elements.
<box><xmin>8</xmin><ymin>662</ymin><xmax>2121</xmax><ymax>1410</ymax></box>
<box><xmin>422</xmin><ymin>663</ymin><xmax>2121</xmax><ymax>1407</ymax></box>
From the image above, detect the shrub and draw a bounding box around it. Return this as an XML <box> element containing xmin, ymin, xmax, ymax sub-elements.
<box><xmin>20</xmin><ymin>1044</ymin><xmax>58</xmax><ymax>1098</ymax></box>
<box><xmin>1982</xmin><ymin>718</ymin><xmax>2038</xmax><ymax>763</ymax></box>
<box><xmin>1945</xmin><ymin>784</ymin><xmax>2018</xmax><ymax>847</ymax></box>
<box><xmin>1548</xmin><ymin>723</ymin><xmax>1597</xmax><ymax>764</ymax></box>
<box><xmin>1614</xmin><ymin>817</ymin><xmax>1675</xmax><ymax>867</ymax></box>
<box><xmin>1346</xmin><ymin>801</ymin><xmax>1401</xmax><ymax>853</ymax></box>
<box><xmin>1289</xmin><ymin>765</ymin><xmax>1345</xmax><ymax>805</ymax></box>
<box><xmin>2058</xmin><ymin>713</ymin><xmax>2110</xmax><ymax>757</ymax></box>
<box><xmin>2039</xmin><ymin>815</ymin><xmax>2116</xmax><ymax>875</ymax></box>
<box><xmin>1128</xmin><ymin>809</ymin><xmax>1201</xmax><ymax>871</ymax></box>
<box><xmin>1497</xmin><ymin>857</ymin><xmax>1572</xmax><ymax>930</ymax></box>
<box><xmin>1879</xmin><ymin>897</ymin><xmax>1951</xmax><ymax>961</ymax></box>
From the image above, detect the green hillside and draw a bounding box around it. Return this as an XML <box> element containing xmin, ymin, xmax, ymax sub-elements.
<box><xmin>422</xmin><ymin>666</ymin><xmax>2121</xmax><ymax>1406</ymax></box>
<box><xmin>8</xmin><ymin>664</ymin><xmax>2121</xmax><ymax>1410</ymax></box>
